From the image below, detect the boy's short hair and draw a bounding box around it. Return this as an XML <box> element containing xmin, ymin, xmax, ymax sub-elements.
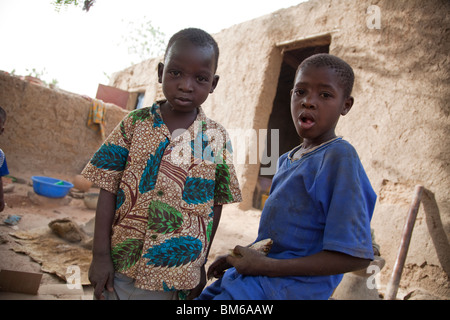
<box><xmin>297</xmin><ymin>53</ymin><xmax>354</xmax><ymax>98</ymax></box>
<box><xmin>164</xmin><ymin>28</ymin><xmax>220</xmax><ymax>72</ymax></box>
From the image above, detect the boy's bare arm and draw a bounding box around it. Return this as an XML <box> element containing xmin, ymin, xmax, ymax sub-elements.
<box><xmin>227</xmin><ymin>247</ymin><xmax>371</xmax><ymax>277</ymax></box>
<box><xmin>208</xmin><ymin>205</ymin><xmax>223</xmax><ymax>255</ymax></box>
<box><xmin>89</xmin><ymin>188</ymin><xmax>116</xmax><ymax>299</ymax></box>
<box><xmin>92</xmin><ymin>188</ymin><xmax>116</xmax><ymax>255</ymax></box>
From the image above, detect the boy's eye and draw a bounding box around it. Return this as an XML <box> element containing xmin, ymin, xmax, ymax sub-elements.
<box><xmin>320</xmin><ymin>92</ymin><xmax>332</xmax><ymax>98</ymax></box>
<box><xmin>197</xmin><ymin>76</ymin><xmax>209</xmax><ymax>82</ymax></box>
<box><xmin>294</xmin><ymin>89</ymin><xmax>305</xmax><ymax>96</ymax></box>
<box><xmin>169</xmin><ymin>70</ymin><xmax>181</xmax><ymax>76</ymax></box>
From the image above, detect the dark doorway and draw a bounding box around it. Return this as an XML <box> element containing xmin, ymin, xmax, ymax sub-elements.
<box><xmin>254</xmin><ymin>43</ymin><xmax>330</xmax><ymax>209</ymax></box>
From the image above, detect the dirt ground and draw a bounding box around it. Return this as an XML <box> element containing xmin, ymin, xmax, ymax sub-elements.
<box><xmin>2</xmin><ymin>178</ymin><xmax>441</xmax><ymax>301</ymax></box>
<box><xmin>0</xmin><ymin>178</ymin><xmax>261</xmax><ymax>300</ymax></box>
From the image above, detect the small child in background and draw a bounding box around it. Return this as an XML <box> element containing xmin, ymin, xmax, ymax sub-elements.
<box><xmin>82</xmin><ymin>28</ymin><xmax>242</xmax><ymax>300</ymax></box>
<box><xmin>199</xmin><ymin>53</ymin><xmax>377</xmax><ymax>300</ymax></box>
<box><xmin>0</xmin><ymin>106</ymin><xmax>9</xmax><ymax>212</ymax></box>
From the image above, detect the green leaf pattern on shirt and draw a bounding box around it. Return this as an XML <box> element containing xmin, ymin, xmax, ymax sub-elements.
<box><xmin>111</xmin><ymin>238</ymin><xmax>144</xmax><ymax>272</ymax></box>
<box><xmin>148</xmin><ymin>200</ymin><xmax>183</xmax><ymax>234</ymax></box>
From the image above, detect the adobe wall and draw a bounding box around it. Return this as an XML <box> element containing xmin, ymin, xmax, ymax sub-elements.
<box><xmin>109</xmin><ymin>0</ymin><xmax>450</xmax><ymax>298</ymax></box>
<box><xmin>0</xmin><ymin>72</ymin><xmax>129</xmax><ymax>181</ymax></box>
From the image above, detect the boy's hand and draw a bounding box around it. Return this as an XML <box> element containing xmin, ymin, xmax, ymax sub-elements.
<box><xmin>206</xmin><ymin>254</ymin><xmax>232</xmax><ymax>280</ymax></box>
<box><xmin>89</xmin><ymin>254</ymin><xmax>115</xmax><ymax>300</ymax></box>
<box><xmin>226</xmin><ymin>246</ymin><xmax>271</xmax><ymax>276</ymax></box>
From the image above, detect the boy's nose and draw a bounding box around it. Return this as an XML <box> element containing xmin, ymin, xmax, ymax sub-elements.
<box><xmin>300</xmin><ymin>94</ymin><xmax>317</xmax><ymax>109</ymax></box>
<box><xmin>178</xmin><ymin>77</ymin><xmax>194</xmax><ymax>92</ymax></box>
<box><xmin>301</xmin><ymin>101</ymin><xmax>316</xmax><ymax>109</ymax></box>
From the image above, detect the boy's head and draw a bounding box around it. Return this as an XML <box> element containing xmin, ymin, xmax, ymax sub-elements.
<box><xmin>296</xmin><ymin>53</ymin><xmax>354</xmax><ymax>98</ymax></box>
<box><xmin>290</xmin><ymin>53</ymin><xmax>354</xmax><ymax>147</ymax></box>
<box><xmin>164</xmin><ymin>28</ymin><xmax>219</xmax><ymax>73</ymax></box>
<box><xmin>0</xmin><ymin>106</ymin><xmax>6</xmax><ymax>135</ymax></box>
<box><xmin>158</xmin><ymin>28</ymin><xmax>220</xmax><ymax>113</ymax></box>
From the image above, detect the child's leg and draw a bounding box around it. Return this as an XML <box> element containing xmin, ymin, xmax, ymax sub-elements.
<box><xmin>197</xmin><ymin>277</ymin><xmax>231</xmax><ymax>300</ymax></box>
<box><xmin>198</xmin><ymin>268</ymin><xmax>265</xmax><ymax>300</ymax></box>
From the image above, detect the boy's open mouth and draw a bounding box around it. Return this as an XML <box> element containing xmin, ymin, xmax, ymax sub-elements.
<box><xmin>299</xmin><ymin>113</ymin><xmax>315</xmax><ymax>129</ymax></box>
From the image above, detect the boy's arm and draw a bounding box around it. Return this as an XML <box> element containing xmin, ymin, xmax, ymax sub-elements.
<box><xmin>227</xmin><ymin>246</ymin><xmax>371</xmax><ymax>277</ymax></box>
<box><xmin>89</xmin><ymin>188</ymin><xmax>116</xmax><ymax>300</ymax></box>
<box><xmin>207</xmin><ymin>205</ymin><xmax>223</xmax><ymax>258</ymax></box>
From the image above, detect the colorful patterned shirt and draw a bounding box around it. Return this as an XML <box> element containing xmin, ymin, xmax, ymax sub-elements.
<box><xmin>82</xmin><ymin>101</ymin><xmax>242</xmax><ymax>291</ymax></box>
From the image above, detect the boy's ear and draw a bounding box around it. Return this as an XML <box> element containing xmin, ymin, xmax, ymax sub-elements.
<box><xmin>157</xmin><ymin>62</ymin><xmax>164</xmax><ymax>83</ymax></box>
<box><xmin>210</xmin><ymin>75</ymin><xmax>220</xmax><ymax>93</ymax></box>
<box><xmin>341</xmin><ymin>96</ymin><xmax>354</xmax><ymax>116</ymax></box>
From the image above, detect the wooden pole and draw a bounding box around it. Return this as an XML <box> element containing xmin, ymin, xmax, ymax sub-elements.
<box><xmin>385</xmin><ymin>185</ymin><xmax>424</xmax><ymax>300</ymax></box>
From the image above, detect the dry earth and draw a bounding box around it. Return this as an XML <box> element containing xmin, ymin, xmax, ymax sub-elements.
<box><xmin>1</xmin><ymin>178</ymin><xmax>440</xmax><ymax>300</ymax></box>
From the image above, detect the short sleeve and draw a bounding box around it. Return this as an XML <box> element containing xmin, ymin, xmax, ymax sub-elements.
<box><xmin>213</xmin><ymin>134</ymin><xmax>242</xmax><ymax>205</ymax></box>
<box><xmin>315</xmin><ymin>142</ymin><xmax>376</xmax><ymax>260</ymax></box>
<box><xmin>82</xmin><ymin>115</ymin><xmax>132</xmax><ymax>194</ymax></box>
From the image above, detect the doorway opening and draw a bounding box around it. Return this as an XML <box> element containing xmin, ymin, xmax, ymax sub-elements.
<box><xmin>253</xmin><ymin>37</ymin><xmax>330</xmax><ymax>209</ymax></box>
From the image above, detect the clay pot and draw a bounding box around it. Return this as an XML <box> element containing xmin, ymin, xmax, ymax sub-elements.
<box><xmin>84</xmin><ymin>192</ymin><xmax>99</xmax><ymax>210</ymax></box>
<box><xmin>73</xmin><ymin>175</ymin><xmax>92</xmax><ymax>192</ymax></box>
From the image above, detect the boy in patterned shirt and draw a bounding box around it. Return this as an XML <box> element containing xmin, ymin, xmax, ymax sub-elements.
<box><xmin>82</xmin><ymin>28</ymin><xmax>242</xmax><ymax>300</ymax></box>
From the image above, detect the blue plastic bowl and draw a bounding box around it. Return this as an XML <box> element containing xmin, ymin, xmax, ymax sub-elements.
<box><xmin>31</xmin><ymin>176</ymin><xmax>74</xmax><ymax>198</ymax></box>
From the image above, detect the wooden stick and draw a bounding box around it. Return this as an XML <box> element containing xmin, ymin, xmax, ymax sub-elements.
<box><xmin>385</xmin><ymin>185</ymin><xmax>424</xmax><ymax>300</ymax></box>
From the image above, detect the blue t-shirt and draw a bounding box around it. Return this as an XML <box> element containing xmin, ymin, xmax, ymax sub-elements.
<box><xmin>0</xmin><ymin>149</ymin><xmax>9</xmax><ymax>177</ymax></box>
<box><xmin>199</xmin><ymin>138</ymin><xmax>376</xmax><ymax>300</ymax></box>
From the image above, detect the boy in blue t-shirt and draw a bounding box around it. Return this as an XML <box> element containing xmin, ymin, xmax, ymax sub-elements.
<box><xmin>198</xmin><ymin>54</ymin><xmax>377</xmax><ymax>300</ymax></box>
<box><xmin>0</xmin><ymin>106</ymin><xmax>9</xmax><ymax>212</ymax></box>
